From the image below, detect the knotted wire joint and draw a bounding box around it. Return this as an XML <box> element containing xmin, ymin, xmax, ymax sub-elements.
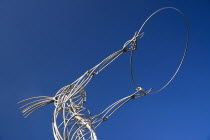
<box><xmin>122</xmin><ymin>32</ymin><xmax>144</xmax><ymax>52</ymax></box>
<box><xmin>136</xmin><ymin>87</ymin><xmax>153</xmax><ymax>95</ymax></box>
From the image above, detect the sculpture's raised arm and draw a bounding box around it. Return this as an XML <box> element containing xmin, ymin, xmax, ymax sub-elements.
<box><xmin>91</xmin><ymin>87</ymin><xmax>153</xmax><ymax>129</ymax></box>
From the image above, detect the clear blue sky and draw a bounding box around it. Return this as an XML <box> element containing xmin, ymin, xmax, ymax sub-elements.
<box><xmin>0</xmin><ymin>0</ymin><xmax>209</xmax><ymax>140</ymax></box>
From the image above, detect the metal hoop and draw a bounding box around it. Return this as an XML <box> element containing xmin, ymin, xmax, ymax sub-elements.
<box><xmin>130</xmin><ymin>7</ymin><xmax>189</xmax><ymax>94</ymax></box>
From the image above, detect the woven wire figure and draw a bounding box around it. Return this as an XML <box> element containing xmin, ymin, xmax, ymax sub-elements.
<box><xmin>18</xmin><ymin>7</ymin><xmax>189</xmax><ymax>140</ymax></box>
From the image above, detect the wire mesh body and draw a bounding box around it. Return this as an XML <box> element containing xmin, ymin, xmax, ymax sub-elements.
<box><xmin>51</xmin><ymin>49</ymin><xmax>124</xmax><ymax>140</ymax></box>
<box><xmin>18</xmin><ymin>7</ymin><xmax>189</xmax><ymax>140</ymax></box>
<box><xmin>52</xmin><ymin>85</ymin><xmax>96</xmax><ymax>140</ymax></box>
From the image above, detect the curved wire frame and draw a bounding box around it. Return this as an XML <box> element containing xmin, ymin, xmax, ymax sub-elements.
<box><xmin>18</xmin><ymin>7</ymin><xmax>189</xmax><ymax>140</ymax></box>
<box><xmin>129</xmin><ymin>7</ymin><xmax>189</xmax><ymax>94</ymax></box>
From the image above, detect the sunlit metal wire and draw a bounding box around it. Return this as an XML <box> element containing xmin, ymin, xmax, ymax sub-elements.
<box><xmin>18</xmin><ymin>7</ymin><xmax>188</xmax><ymax>140</ymax></box>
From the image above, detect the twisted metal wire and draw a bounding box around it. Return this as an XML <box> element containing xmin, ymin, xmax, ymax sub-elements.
<box><xmin>18</xmin><ymin>7</ymin><xmax>188</xmax><ymax>140</ymax></box>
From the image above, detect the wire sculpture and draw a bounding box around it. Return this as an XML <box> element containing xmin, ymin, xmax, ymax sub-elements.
<box><xmin>18</xmin><ymin>7</ymin><xmax>189</xmax><ymax>140</ymax></box>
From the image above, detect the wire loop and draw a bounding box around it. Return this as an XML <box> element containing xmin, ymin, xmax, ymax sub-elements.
<box><xmin>129</xmin><ymin>7</ymin><xmax>189</xmax><ymax>94</ymax></box>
